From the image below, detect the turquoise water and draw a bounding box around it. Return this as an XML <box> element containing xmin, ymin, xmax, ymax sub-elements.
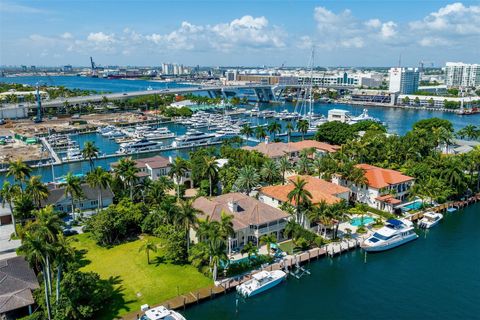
<box><xmin>183</xmin><ymin>203</ymin><xmax>480</xmax><ymax>320</ymax></box>
<box><xmin>401</xmin><ymin>200</ymin><xmax>424</xmax><ymax>212</ymax></box>
<box><xmin>350</xmin><ymin>216</ymin><xmax>375</xmax><ymax>226</ymax></box>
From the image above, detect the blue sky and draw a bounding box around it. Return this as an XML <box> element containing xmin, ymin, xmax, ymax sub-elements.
<box><xmin>1</xmin><ymin>0</ymin><xmax>479</xmax><ymax>67</ymax></box>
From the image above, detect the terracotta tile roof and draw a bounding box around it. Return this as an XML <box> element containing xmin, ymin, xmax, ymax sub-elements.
<box><xmin>192</xmin><ymin>193</ymin><xmax>289</xmax><ymax>231</ymax></box>
<box><xmin>375</xmin><ymin>194</ymin><xmax>402</xmax><ymax>204</ymax></box>
<box><xmin>260</xmin><ymin>175</ymin><xmax>350</xmax><ymax>205</ymax></box>
<box><xmin>0</xmin><ymin>257</ymin><xmax>39</xmax><ymax>313</ymax></box>
<box><xmin>242</xmin><ymin>140</ymin><xmax>339</xmax><ymax>158</ymax></box>
<box><xmin>289</xmin><ymin>140</ymin><xmax>341</xmax><ymax>153</ymax></box>
<box><xmin>356</xmin><ymin>164</ymin><xmax>414</xmax><ymax>189</ymax></box>
<box><xmin>111</xmin><ymin>156</ymin><xmax>170</xmax><ymax>170</ymax></box>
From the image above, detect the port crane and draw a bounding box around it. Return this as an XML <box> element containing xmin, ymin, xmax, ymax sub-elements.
<box><xmin>90</xmin><ymin>56</ymin><xmax>98</xmax><ymax>77</ymax></box>
<box><xmin>419</xmin><ymin>61</ymin><xmax>434</xmax><ymax>72</ymax></box>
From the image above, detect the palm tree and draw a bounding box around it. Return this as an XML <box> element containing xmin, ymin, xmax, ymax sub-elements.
<box><xmin>61</xmin><ymin>173</ymin><xmax>84</xmax><ymax>219</ymax></box>
<box><xmin>296</xmin><ymin>119</ymin><xmax>309</xmax><ymax>140</ymax></box>
<box><xmin>202</xmin><ymin>156</ymin><xmax>219</xmax><ymax>196</ymax></box>
<box><xmin>209</xmin><ymin>238</ymin><xmax>227</xmax><ymax>281</ymax></box>
<box><xmin>234</xmin><ymin>165</ymin><xmax>260</xmax><ymax>195</ymax></box>
<box><xmin>168</xmin><ymin>157</ymin><xmax>188</xmax><ymax>200</ymax></box>
<box><xmin>240</xmin><ymin>124</ymin><xmax>253</xmax><ymax>145</ymax></box>
<box><xmin>20</xmin><ymin>231</ymin><xmax>53</xmax><ymax>320</ymax></box>
<box><xmin>0</xmin><ymin>181</ymin><xmax>20</xmax><ymax>236</ymax></box>
<box><xmin>286</xmin><ymin>122</ymin><xmax>294</xmax><ymax>143</ymax></box>
<box><xmin>25</xmin><ymin>176</ymin><xmax>49</xmax><ymax>208</ymax></box>
<box><xmin>240</xmin><ymin>241</ymin><xmax>258</xmax><ymax>262</ymax></box>
<box><xmin>287</xmin><ymin>177</ymin><xmax>312</xmax><ymax>227</ymax></box>
<box><xmin>296</xmin><ymin>156</ymin><xmax>313</xmax><ymax>175</ymax></box>
<box><xmin>86</xmin><ymin>167</ymin><xmax>111</xmax><ymax>209</ymax></box>
<box><xmin>138</xmin><ymin>239</ymin><xmax>157</xmax><ymax>264</ymax></box>
<box><xmin>114</xmin><ymin>157</ymin><xmax>139</xmax><ymax>199</ymax></box>
<box><xmin>260</xmin><ymin>160</ymin><xmax>279</xmax><ymax>185</ymax></box>
<box><xmin>278</xmin><ymin>156</ymin><xmax>292</xmax><ymax>185</ymax></box>
<box><xmin>260</xmin><ymin>233</ymin><xmax>277</xmax><ymax>256</ymax></box>
<box><xmin>456</xmin><ymin>124</ymin><xmax>478</xmax><ymax>140</ymax></box>
<box><xmin>7</xmin><ymin>159</ymin><xmax>32</xmax><ymax>191</ymax></box>
<box><xmin>267</xmin><ymin>121</ymin><xmax>281</xmax><ymax>141</ymax></box>
<box><xmin>255</xmin><ymin>126</ymin><xmax>267</xmax><ymax>141</ymax></box>
<box><xmin>176</xmin><ymin>199</ymin><xmax>199</xmax><ymax>253</ymax></box>
<box><xmin>145</xmin><ymin>177</ymin><xmax>173</xmax><ymax>207</ymax></box>
<box><xmin>53</xmin><ymin>233</ymin><xmax>75</xmax><ymax>303</ymax></box>
<box><xmin>219</xmin><ymin>211</ymin><xmax>235</xmax><ymax>254</ymax></box>
<box><xmin>82</xmin><ymin>141</ymin><xmax>100</xmax><ymax>171</ymax></box>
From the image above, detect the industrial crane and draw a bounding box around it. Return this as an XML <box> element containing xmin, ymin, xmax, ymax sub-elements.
<box><xmin>419</xmin><ymin>61</ymin><xmax>434</xmax><ymax>72</ymax></box>
<box><xmin>90</xmin><ymin>56</ymin><xmax>98</xmax><ymax>78</ymax></box>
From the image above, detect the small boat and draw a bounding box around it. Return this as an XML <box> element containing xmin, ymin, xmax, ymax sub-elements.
<box><xmin>62</xmin><ymin>147</ymin><xmax>83</xmax><ymax>161</ymax></box>
<box><xmin>418</xmin><ymin>212</ymin><xmax>443</xmax><ymax>229</ymax></box>
<box><xmin>236</xmin><ymin>270</ymin><xmax>287</xmax><ymax>297</ymax></box>
<box><xmin>361</xmin><ymin>219</ymin><xmax>418</xmax><ymax>252</ymax></box>
<box><xmin>140</xmin><ymin>306</ymin><xmax>186</xmax><ymax>320</ymax></box>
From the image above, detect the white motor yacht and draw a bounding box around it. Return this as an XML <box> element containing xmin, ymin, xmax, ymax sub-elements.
<box><xmin>62</xmin><ymin>147</ymin><xmax>83</xmax><ymax>161</ymax></box>
<box><xmin>138</xmin><ymin>127</ymin><xmax>175</xmax><ymax>140</ymax></box>
<box><xmin>237</xmin><ymin>270</ymin><xmax>287</xmax><ymax>297</ymax></box>
<box><xmin>117</xmin><ymin>138</ymin><xmax>162</xmax><ymax>154</ymax></box>
<box><xmin>418</xmin><ymin>212</ymin><xmax>443</xmax><ymax>229</ymax></box>
<box><xmin>172</xmin><ymin>130</ymin><xmax>217</xmax><ymax>147</ymax></box>
<box><xmin>347</xmin><ymin>109</ymin><xmax>381</xmax><ymax>124</ymax></box>
<box><xmin>140</xmin><ymin>306</ymin><xmax>186</xmax><ymax>320</ymax></box>
<box><xmin>361</xmin><ymin>219</ymin><xmax>418</xmax><ymax>252</ymax></box>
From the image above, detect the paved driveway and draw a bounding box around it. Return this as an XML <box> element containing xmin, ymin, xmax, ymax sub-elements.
<box><xmin>0</xmin><ymin>224</ymin><xmax>20</xmax><ymax>260</ymax></box>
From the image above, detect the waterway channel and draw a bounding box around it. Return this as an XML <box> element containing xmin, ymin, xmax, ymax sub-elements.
<box><xmin>183</xmin><ymin>203</ymin><xmax>480</xmax><ymax>320</ymax></box>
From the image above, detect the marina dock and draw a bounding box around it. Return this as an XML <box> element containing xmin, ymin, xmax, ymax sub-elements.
<box><xmin>121</xmin><ymin>239</ymin><xmax>360</xmax><ymax>320</ymax></box>
<box><xmin>40</xmin><ymin>137</ymin><xmax>61</xmax><ymax>164</ymax></box>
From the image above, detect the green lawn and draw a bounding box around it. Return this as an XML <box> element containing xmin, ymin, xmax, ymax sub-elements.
<box><xmin>278</xmin><ymin>240</ymin><xmax>296</xmax><ymax>255</ymax></box>
<box><xmin>73</xmin><ymin>233</ymin><xmax>212</xmax><ymax>319</ymax></box>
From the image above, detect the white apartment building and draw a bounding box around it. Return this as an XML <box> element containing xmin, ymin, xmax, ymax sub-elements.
<box><xmin>388</xmin><ymin>67</ymin><xmax>420</xmax><ymax>94</ymax></box>
<box><xmin>445</xmin><ymin>62</ymin><xmax>480</xmax><ymax>88</ymax></box>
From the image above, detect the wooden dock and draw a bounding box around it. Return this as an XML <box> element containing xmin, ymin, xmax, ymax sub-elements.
<box><xmin>407</xmin><ymin>193</ymin><xmax>480</xmax><ymax>221</ymax></box>
<box><xmin>120</xmin><ymin>239</ymin><xmax>359</xmax><ymax>320</ymax></box>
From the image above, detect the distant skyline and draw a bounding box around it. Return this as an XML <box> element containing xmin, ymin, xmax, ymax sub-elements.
<box><xmin>1</xmin><ymin>1</ymin><xmax>479</xmax><ymax>67</ymax></box>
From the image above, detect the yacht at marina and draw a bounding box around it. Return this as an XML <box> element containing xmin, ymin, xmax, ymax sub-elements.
<box><xmin>137</xmin><ymin>127</ymin><xmax>175</xmax><ymax>140</ymax></box>
<box><xmin>62</xmin><ymin>147</ymin><xmax>83</xmax><ymax>161</ymax></box>
<box><xmin>117</xmin><ymin>138</ymin><xmax>162</xmax><ymax>154</ymax></box>
<box><xmin>236</xmin><ymin>270</ymin><xmax>287</xmax><ymax>297</ymax></box>
<box><xmin>172</xmin><ymin>129</ymin><xmax>217</xmax><ymax>147</ymax></box>
<box><xmin>361</xmin><ymin>219</ymin><xmax>418</xmax><ymax>252</ymax></box>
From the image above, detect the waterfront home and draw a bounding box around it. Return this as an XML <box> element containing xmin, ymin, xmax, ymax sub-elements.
<box><xmin>242</xmin><ymin>140</ymin><xmax>340</xmax><ymax>161</ymax></box>
<box><xmin>259</xmin><ymin>175</ymin><xmax>350</xmax><ymax>229</ymax></box>
<box><xmin>42</xmin><ymin>184</ymin><xmax>114</xmax><ymax>213</ymax></box>
<box><xmin>111</xmin><ymin>156</ymin><xmax>171</xmax><ymax>181</ymax></box>
<box><xmin>191</xmin><ymin>193</ymin><xmax>290</xmax><ymax>252</ymax></box>
<box><xmin>0</xmin><ymin>256</ymin><xmax>39</xmax><ymax>319</ymax></box>
<box><xmin>332</xmin><ymin>164</ymin><xmax>414</xmax><ymax>213</ymax></box>
<box><xmin>259</xmin><ymin>175</ymin><xmax>350</xmax><ymax>208</ymax></box>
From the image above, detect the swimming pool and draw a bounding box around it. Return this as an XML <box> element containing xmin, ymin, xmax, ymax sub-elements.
<box><xmin>401</xmin><ymin>200</ymin><xmax>424</xmax><ymax>212</ymax></box>
<box><xmin>350</xmin><ymin>216</ymin><xmax>375</xmax><ymax>227</ymax></box>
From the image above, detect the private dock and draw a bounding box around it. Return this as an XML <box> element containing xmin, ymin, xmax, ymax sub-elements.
<box><xmin>121</xmin><ymin>238</ymin><xmax>360</xmax><ymax>320</ymax></box>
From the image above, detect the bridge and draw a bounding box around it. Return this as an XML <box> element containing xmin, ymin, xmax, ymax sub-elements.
<box><xmin>32</xmin><ymin>84</ymin><xmax>275</xmax><ymax>108</ymax></box>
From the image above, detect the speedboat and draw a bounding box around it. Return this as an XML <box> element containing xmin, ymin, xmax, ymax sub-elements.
<box><xmin>172</xmin><ymin>130</ymin><xmax>217</xmax><ymax>147</ymax></box>
<box><xmin>418</xmin><ymin>212</ymin><xmax>443</xmax><ymax>229</ymax></box>
<box><xmin>140</xmin><ymin>306</ymin><xmax>186</xmax><ymax>320</ymax></box>
<box><xmin>236</xmin><ymin>270</ymin><xmax>287</xmax><ymax>297</ymax></box>
<box><xmin>117</xmin><ymin>138</ymin><xmax>162</xmax><ymax>154</ymax></box>
<box><xmin>361</xmin><ymin>219</ymin><xmax>418</xmax><ymax>252</ymax></box>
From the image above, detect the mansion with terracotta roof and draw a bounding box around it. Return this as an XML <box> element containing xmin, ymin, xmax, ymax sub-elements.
<box><xmin>242</xmin><ymin>140</ymin><xmax>340</xmax><ymax>161</ymax></box>
<box><xmin>191</xmin><ymin>193</ymin><xmax>290</xmax><ymax>252</ymax></box>
<box><xmin>332</xmin><ymin>164</ymin><xmax>415</xmax><ymax>213</ymax></box>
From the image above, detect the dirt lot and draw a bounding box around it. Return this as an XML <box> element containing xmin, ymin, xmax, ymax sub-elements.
<box><xmin>0</xmin><ymin>139</ymin><xmax>48</xmax><ymax>164</ymax></box>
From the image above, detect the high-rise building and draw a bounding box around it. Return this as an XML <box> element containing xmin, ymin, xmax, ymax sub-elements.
<box><xmin>445</xmin><ymin>62</ymin><xmax>480</xmax><ymax>88</ymax></box>
<box><xmin>388</xmin><ymin>67</ymin><xmax>419</xmax><ymax>94</ymax></box>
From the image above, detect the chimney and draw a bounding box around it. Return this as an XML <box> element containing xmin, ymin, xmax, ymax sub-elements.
<box><xmin>228</xmin><ymin>200</ymin><xmax>238</xmax><ymax>213</ymax></box>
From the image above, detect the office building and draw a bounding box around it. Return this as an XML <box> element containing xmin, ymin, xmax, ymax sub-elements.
<box><xmin>388</xmin><ymin>67</ymin><xmax>419</xmax><ymax>94</ymax></box>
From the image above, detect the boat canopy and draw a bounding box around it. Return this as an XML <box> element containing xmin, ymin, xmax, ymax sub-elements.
<box><xmin>386</xmin><ymin>219</ymin><xmax>403</xmax><ymax>227</ymax></box>
<box><xmin>144</xmin><ymin>306</ymin><xmax>170</xmax><ymax>320</ymax></box>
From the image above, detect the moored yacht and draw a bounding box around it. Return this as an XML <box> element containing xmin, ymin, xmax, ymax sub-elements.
<box><xmin>117</xmin><ymin>138</ymin><xmax>162</xmax><ymax>154</ymax></box>
<box><xmin>172</xmin><ymin>130</ymin><xmax>217</xmax><ymax>147</ymax></box>
<box><xmin>418</xmin><ymin>212</ymin><xmax>443</xmax><ymax>229</ymax></box>
<box><xmin>361</xmin><ymin>219</ymin><xmax>418</xmax><ymax>252</ymax></box>
<box><xmin>138</xmin><ymin>127</ymin><xmax>175</xmax><ymax>140</ymax></box>
<box><xmin>62</xmin><ymin>147</ymin><xmax>83</xmax><ymax>161</ymax></box>
<box><xmin>236</xmin><ymin>270</ymin><xmax>287</xmax><ymax>297</ymax></box>
<box><xmin>140</xmin><ymin>306</ymin><xmax>186</xmax><ymax>320</ymax></box>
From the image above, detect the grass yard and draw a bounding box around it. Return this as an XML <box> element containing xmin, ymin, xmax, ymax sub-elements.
<box><xmin>73</xmin><ymin>233</ymin><xmax>212</xmax><ymax>319</ymax></box>
<box><xmin>278</xmin><ymin>240</ymin><xmax>296</xmax><ymax>255</ymax></box>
